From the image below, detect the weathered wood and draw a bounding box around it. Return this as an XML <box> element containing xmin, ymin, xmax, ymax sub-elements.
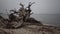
<box><xmin>12</xmin><ymin>20</ymin><xmax>23</xmax><ymax>28</ymax></box>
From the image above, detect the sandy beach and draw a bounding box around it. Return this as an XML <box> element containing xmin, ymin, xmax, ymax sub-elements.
<box><xmin>0</xmin><ymin>22</ymin><xmax>60</xmax><ymax>34</ymax></box>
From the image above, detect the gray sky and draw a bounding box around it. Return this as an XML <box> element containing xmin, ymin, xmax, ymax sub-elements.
<box><xmin>0</xmin><ymin>0</ymin><xmax>60</xmax><ymax>14</ymax></box>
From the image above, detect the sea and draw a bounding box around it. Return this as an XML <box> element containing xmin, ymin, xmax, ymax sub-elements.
<box><xmin>31</xmin><ymin>14</ymin><xmax>60</xmax><ymax>27</ymax></box>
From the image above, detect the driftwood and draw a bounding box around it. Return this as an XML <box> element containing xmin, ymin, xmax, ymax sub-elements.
<box><xmin>0</xmin><ymin>2</ymin><xmax>42</xmax><ymax>29</ymax></box>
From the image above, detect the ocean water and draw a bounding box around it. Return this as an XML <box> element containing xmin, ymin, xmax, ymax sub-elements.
<box><xmin>31</xmin><ymin>14</ymin><xmax>60</xmax><ymax>27</ymax></box>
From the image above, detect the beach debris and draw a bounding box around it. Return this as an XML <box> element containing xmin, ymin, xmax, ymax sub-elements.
<box><xmin>0</xmin><ymin>2</ymin><xmax>42</xmax><ymax>29</ymax></box>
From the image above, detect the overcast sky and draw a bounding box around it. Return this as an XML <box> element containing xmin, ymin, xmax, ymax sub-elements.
<box><xmin>0</xmin><ymin>0</ymin><xmax>60</xmax><ymax>14</ymax></box>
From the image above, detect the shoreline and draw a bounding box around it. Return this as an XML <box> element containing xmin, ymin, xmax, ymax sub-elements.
<box><xmin>42</xmin><ymin>23</ymin><xmax>60</xmax><ymax>27</ymax></box>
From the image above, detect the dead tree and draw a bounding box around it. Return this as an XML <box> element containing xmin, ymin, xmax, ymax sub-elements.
<box><xmin>18</xmin><ymin>2</ymin><xmax>35</xmax><ymax>22</ymax></box>
<box><xmin>18</xmin><ymin>3</ymin><xmax>27</xmax><ymax>22</ymax></box>
<box><xmin>27</xmin><ymin>2</ymin><xmax>35</xmax><ymax>13</ymax></box>
<box><xmin>24</xmin><ymin>2</ymin><xmax>35</xmax><ymax>22</ymax></box>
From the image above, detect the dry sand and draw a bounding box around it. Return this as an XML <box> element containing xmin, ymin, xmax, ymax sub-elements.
<box><xmin>0</xmin><ymin>24</ymin><xmax>60</xmax><ymax>34</ymax></box>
